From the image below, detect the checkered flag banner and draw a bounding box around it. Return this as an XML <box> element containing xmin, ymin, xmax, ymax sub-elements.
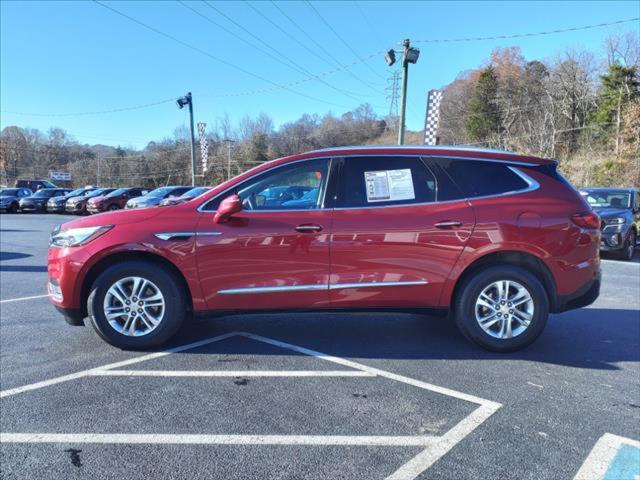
<box><xmin>197</xmin><ymin>122</ymin><xmax>209</xmax><ymax>173</ymax></box>
<box><xmin>424</xmin><ymin>89</ymin><xmax>443</xmax><ymax>145</ymax></box>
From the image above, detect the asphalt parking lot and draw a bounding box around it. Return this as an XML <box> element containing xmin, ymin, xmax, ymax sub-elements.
<box><xmin>1</xmin><ymin>213</ymin><xmax>639</xmax><ymax>480</ymax></box>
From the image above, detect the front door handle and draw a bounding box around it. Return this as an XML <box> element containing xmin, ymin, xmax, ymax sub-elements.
<box><xmin>295</xmin><ymin>224</ymin><xmax>323</xmax><ymax>233</ymax></box>
<box><xmin>434</xmin><ymin>221</ymin><xmax>462</xmax><ymax>228</ymax></box>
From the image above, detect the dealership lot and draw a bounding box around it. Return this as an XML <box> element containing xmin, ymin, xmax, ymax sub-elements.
<box><xmin>1</xmin><ymin>214</ymin><xmax>639</xmax><ymax>479</ymax></box>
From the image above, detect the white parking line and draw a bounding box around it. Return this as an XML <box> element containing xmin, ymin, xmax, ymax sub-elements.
<box><xmin>0</xmin><ymin>432</ymin><xmax>435</xmax><ymax>447</ymax></box>
<box><xmin>0</xmin><ymin>294</ymin><xmax>48</xmax><ymax>304</ymax></box>
<box><xmin>573</xmin><ymin>433</ymin><xmax>640</xmax><ymax>480</ymax></box>
<box><xmin>89</xmin><ymin>370</ymin><xmax>375</xmax><ymax>377</ymax></box>
<box><xmin>0</xmin><ymin>331</ymin><xmax>502</xmax><ymax>480</ymax></box>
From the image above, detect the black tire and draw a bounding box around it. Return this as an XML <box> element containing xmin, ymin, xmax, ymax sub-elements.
<box><xmin>618</xmin><ymin>230</ymin><xmax>636</xmax><ymax>261</ymax></box>
<box><xmin>9</xmin><ymin>202</ymin><xmax>18</xmax><ymax>214</ymax></box>
<box><xmin>87</xmin><ymin>260</ymin><xmax>186</xmax><ymax>349</ymax></box>
<box><xmin>108</xmin><ymin>204</ymin><xmax>119</xmax><ymax>211</ymax></box>
<box><xmin>453</xmin><ymin>265</ymin><xmax>549</xmax><ymax>352</ymax></box>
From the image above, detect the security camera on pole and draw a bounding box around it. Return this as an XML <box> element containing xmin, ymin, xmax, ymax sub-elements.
<box><xmin>176</xmin><ymin>92</ymin><xmax>197</xmax><ymax>186</ymax></box>
<box><xmin>385</xmin><ymin>39</ymin><xmax>420</xmax><ymax>145</ymax></box>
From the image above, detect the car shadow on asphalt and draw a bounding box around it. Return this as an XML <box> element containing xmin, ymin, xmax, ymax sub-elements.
<box><xmin>0</xmin><ymin>265</ymin><xmax>47</xmax><ymax>272</ymax></box>
<box><xmin>0</xmin><ymin>251</ymin><xmax>32</xmax><ymax>261</ymax></box>
<box><xmin>152</xmin><ymin>307</ymin><xmax>639</xmax><ymax>371</ymax></box>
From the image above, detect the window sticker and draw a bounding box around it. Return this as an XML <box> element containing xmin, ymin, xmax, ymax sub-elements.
<box><xmin>364</xmin><ymin>169</ymin><xmax>415</xmax><ymax>203</ymax></box>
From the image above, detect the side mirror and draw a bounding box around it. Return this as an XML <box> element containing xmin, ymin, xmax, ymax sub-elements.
<box><xmin>214</xmin><ymin>194</ymin><xmax>242</xmax><ymax>223</ymax></box>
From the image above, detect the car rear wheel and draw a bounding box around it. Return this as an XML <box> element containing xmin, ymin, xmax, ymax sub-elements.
<box><xmin>108</xmin><ymin>204</ymin><xmax>119</xmax><ymax>211</ymax></box>
<box><xmin>454</xmin><ymin>265</ymin><xmax>549</xmax><ymax>352</ymax></box>
<box><xmin>87</xmin><ymin>260</ymin><xmax>186</xmax><ymax>349</ymax></box>
<box><xmin>619</xmin><ymin>230</ymin><xmax>636</xmax><ymax>261</ymax></box>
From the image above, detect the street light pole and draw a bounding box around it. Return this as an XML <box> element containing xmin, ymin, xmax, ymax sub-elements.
<box><xmin>187</xmin><ymin>93</ymin><xmax>197</xmax><ymax>187</ymax></box>
<box><xmin>176</xmin><ymin>92</ymin><xmax>197</xmax><ymax>187</ymax></box>
<box><xmin>223</xmin><ymin>139</ymin><xmax>235</xmax><ymax>181</ymax></box>
<box><xmin>398</xmin><ymin>39</ymin><xmax>410</xmax><ymax>145</ymax></box>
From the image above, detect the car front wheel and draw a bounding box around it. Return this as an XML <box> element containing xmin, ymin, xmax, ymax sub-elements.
<box><xmin>454</xmin><ymin>265</ymin><xmax>549</xmax><ymax>352</ymax></box>
<box><xmin>87</xmin><ymin>260</ymin><xmax>187</xmax><ymax>349</ymax></box>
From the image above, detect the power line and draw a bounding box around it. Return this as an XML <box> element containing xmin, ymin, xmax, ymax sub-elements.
<box><xmin>92</xmin><ymin>0</ymin><xmax>357</xmax><ymax>110</ymax></box>
<box><xmin>304</xmin><ymin>1</ymin><xmax>385</xmax><ymax>81</ymax></box>
<box><xmin>414</xmin><ymin>18</ymin><xmax>640</xmax><ymax>44</ymax></box>
<box><xmin>195</xmin><ymin>1</ymin><xmax>380</xmax><ymax>105</ymax></box>
<box><xmin>2</xmin><ymin>98</ymin><xmax>175</xmax><ymax>117</ymax></box>
<box><xmin>270</xmin><ymin>1</ymin><xmax>382</xmax><ymax>93</ymax></box>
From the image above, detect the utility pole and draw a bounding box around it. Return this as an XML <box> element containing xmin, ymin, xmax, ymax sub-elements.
<box><xmin>398</xmin><ymin>39</ymin><xmax>410</xmax><ymax>145</ymax></box>
<box><xmin>176</xmin><ymin>92</ymin><xmax>197</xmax><ymax>186</ymax></box>
<box><xmin>385</xmin><ymin>39</ymin><xmax>420</xmax><ymax>145</ymax></box>
<box><xmin>386</xmin><ymin>70</ymin><xmax>400</xmax><ymax>130</ymax></box>
<box><xmin>223</xmin><ymin>139</ymin><xmax>235</xmax><ymax>181</ymax></box>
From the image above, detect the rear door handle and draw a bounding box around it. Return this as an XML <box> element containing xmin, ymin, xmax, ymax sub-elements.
<box><xmin>295</xmin><ymin>224</ymin><xmax>323</xmax><ymax>233</ymax></box>
<box><xmin>435</xmin><ymin>221</ymin><xmax>462</xmax><ymax>228</ymax></box>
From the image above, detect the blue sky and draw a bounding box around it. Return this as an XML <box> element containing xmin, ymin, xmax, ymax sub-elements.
<box><xmin>1</xmin><ymin>1</ymin><xmax>638</xmax><ymax>149</ymax></box>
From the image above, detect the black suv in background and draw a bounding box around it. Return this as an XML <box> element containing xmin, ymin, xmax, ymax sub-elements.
<box><xmin>580</xmin><ymin>187</ymin><xmax>640</xmax><ymax>260</ymax></box>
<box><xmin>18</xmin><ymin>188</ymin><xmax>72</xmax><ymax>212</ymax></box>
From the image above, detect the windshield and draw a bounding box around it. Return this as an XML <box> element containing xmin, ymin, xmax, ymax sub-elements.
<box><xmin>181</xmin><ymin>187</ymin><xmax>208</xmax><ymax>197</ymax></box>
<box><xmin>145</xmin><ymin>187</ymin><xmax>173</xmax><ymax>198</ymax></box>
<box><xmin>33</xmin><ymin>189</ymin><xmax>57</xmax><ymax>198</ymax></box>
<box><xmin>580</xmin><ymin>190</ymin><xmax>631</xmax><ymax>209</ymax></box>
<box><xmin>86</xmin><ymin>188</ymin><xmax>110</xmax><ymax>198</ymax></box>
<box><xmin>105</xmin><ymin>188</ymin><xmax>128</xmax><ymax>198</ymax></box>
<box><xmin>66</xmin><ymin>188</ymin><xmax>86</xmax><ymax>197</ymax></box>
<box><xmin>0</xmin><ymin>189</ymin><xmax>19</xmax><ymax>196</ymax></box>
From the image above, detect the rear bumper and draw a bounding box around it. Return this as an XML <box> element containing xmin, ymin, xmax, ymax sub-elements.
<box><xmin>555</xmin><ymin>269</ymin><xmax>601</xmax><ymax>313</ymax></box>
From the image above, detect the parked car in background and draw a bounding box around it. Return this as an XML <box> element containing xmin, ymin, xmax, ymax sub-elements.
<box><xmin>15</xmin><ymin>179</ymin><xmax>57</xmax><ymax>191</ymax></box>
<box><xmin>87</xmin><ymin>187</ymin><xmax>149</xmax><ymax>214</ymax></box>
<box><xmin>125</xmin><ymin>186</ymin><xmax>191</xmax><ymax>209</ymax></box>
<box><xmin>579</xmin><ymin>187</ymin><xmax>639</xmax><ymax>260</ymax></box>
<box><xmin>0</xmin><ymin>187</ymin><xmax>32</xmax><ymax>213</ymax></box>
<box><xmin>159</xmin><ymin>186</ymin><xmax>210</xmax><ymax>206</ymax></box>
<box><xmin>65</xmin><ymin>188</ymin><xmax>115</xmax><ymax>215</ymax></box>
<box><xmin>48</xmin><ymin>146</ymin><xmax>601</xmax><ymax>351</ymax></box>
<box><xmin>47</xmin><ymin>188</ymin><xmax>97</xmax><ymax>214</ymax></box>
<box><xmin>18</xmin><ymin>188</ymin><xmax>72</xmax><ymax>212</ymax></box>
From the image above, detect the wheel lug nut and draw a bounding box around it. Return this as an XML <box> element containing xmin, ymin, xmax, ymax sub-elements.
<box><xmin>138</xmin><ymin>308</ymin><xmax>142</xmax><ymax>313</ymax></box>
<box><xmin>125</xmin><ymin>300</ymin><xmax>130</xmax><ymax>305</ymax></box>
<box><xmin>508</xmin><ymin>303</ymin><xmax>512</xmax><ymax>307</ymax></box>
<box><xmin>509</xmin><ymin>309</ymin><xmax>513</xmax><ymax>314</ymax></box>
<box><xmin>501</xmin><ymin>301</ymin><xmax>505</xmax><ymax>305</ymax></box>
<box><xmin>125</xmin><ymin>307</ymin><xmax>130</xmax><ymax>312</ymax></box>
<box><xmin>138</xmin><ymin>301</ymin><xmax>143</xmax><ymax>306</ymax></box>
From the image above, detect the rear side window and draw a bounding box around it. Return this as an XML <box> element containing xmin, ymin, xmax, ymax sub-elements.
<box><xmin>436</xmin><ymin>159</ymin><xmax>529</xmax><ymax>198</ymax></box>
<box><xmin>336</xmin><ymin>156</ymin><xmax>436</xmax><ymax>208</ymax></box>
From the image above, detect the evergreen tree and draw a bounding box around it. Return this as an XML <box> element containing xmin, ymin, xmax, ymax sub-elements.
<box><xmin>592</xmin><ymin>64</ymin><xmax>639</xmax><ymax>154</ymax></box>
<box><xmin>465</xmin><ymin>66</ymin><xmax>502</xmax><ymax>144</ymax></box>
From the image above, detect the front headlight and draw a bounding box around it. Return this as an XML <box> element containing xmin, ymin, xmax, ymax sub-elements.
<box><xmin>604</xmin><ymin>217</ymin><xmax>626</xmax><ymax>225</ymax></box>
<box><xmin>49</xmin><ymin>225</ymin><xmax>113</xmax><ymax>248</ymax></box>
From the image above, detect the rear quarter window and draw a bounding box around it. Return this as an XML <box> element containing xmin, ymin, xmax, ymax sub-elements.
<box><xmin>436</xmin><ymin>159</ymin><xmax>530</xmax><ymax>198</ymax></box>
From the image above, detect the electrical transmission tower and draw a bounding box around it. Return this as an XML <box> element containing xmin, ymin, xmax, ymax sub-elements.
<box><xmin>386</xmin><ymin>70</ymin><xmax>400</xmax><ymax>120</ymax></box>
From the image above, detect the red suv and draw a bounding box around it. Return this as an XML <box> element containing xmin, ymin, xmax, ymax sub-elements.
<box><xmin>48</xmin><ymin>146</ymin><xmax>601</xmax><ymax>351</ymax></box>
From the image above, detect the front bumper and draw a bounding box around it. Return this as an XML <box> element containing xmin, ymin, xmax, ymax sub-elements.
<box><xmin>47</xmin><ymin>203</ymin><xmax>65</xmax><ymax>213</ymax></box>
<box><xmin>19</xmin><ymin>202</ymin><xmax>46</xmax><ymax>212</ymax></box>
<box><xmin>599</xmin><ymin>228</ymin><xmax>630</xmax><ymax>252</ymax></box>
<box><xmin>65</xmin><ymin>202</ymin><xmax>86</xmax><ymax>214</ymax></box>
<box><xmin>86</xmin><ymin>204</ymin><xmax>104</xmax><ymax>214</ymax></box>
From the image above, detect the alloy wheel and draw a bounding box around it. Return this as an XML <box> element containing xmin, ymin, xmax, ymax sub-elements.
<box><xmin>103</xmin><ymin>276</ymin><xmax>165</xmax><ymax>336</ymax></box>
<box><xmin>474</xmin><ymin>280</ymin><xmax>534</xmax><ymax>339</ymax></box>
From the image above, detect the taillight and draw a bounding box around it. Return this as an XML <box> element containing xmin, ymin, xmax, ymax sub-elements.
<box><xmin>571</xmin><ymin>211</ymin><xmax>600</xmax><ymax>229</ymax></box>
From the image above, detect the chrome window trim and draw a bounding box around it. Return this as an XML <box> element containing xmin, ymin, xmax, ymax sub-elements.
<box><xmin>217</xmin><ymin>280</ymin><xmax>428</xmax><ymax>295</ymax></box>
<box><xmin>154</xmin><ymin>232</ymin><xmax>196</xmax><ymax>240</ymax></box>
<box><xmin>198</xmin><ymin>154</ymin><xmax>541</xmax><ymax>213</ymax></box>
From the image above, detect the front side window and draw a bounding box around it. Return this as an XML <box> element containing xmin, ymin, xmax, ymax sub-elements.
<box><xmin>336</xmin><ymin>156</ymin><xmax>436</xmax><ymax>208</ymax></box>
<box><xmin>235</xmin><ymin>159</ymin><xmax>329</xmax><ymax>211</ymax></box>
